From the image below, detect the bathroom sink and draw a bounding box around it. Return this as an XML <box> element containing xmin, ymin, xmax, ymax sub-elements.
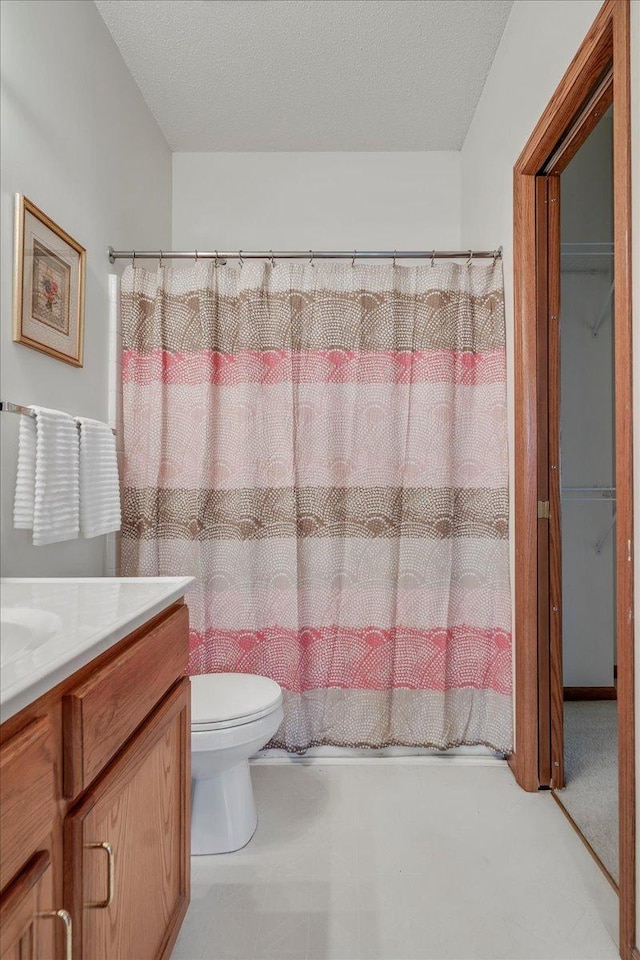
<box><xmin>0</xmin><ymin>608</ymin><xmax>63</xmax><ymax>666</ymax></box>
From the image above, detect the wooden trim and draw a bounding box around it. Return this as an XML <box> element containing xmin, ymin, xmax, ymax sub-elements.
<box><xmin>547</xmin><ymin>174</ymin><xmax>564</xmax><ymax>791</ymax></box>
<box><xmin>512</xmin><ymin>168</ymin><xmax>541</xmax><ymax>792</ymax></box>
<box><xmin>564</xmin><ymin>687</ymin><xmax>618</xmax><ymax>701</ymax></box>
<box><xmin>536</xmin><ymin>175</ymin><xmax>552</xmax><ymax>788</ymax></box>
<box><xmin>513</xmin><ymin>1</ymin><xmax>635</xmax><ymax>957</ymax></box>
<box><xmin>612</xmin><ymin>3</ymin><xmax>635</xmax><ymax>957</ymax></box>
<box><xmin>544</xmin><ymin>71</ymin><xmax>613</xmax><ymax>175</ymax></box>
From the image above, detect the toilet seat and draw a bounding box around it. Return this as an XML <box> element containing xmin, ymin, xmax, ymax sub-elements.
<box><xmin>191</xmin><ymin>672</ymin><xmax>283</xmax><ymax>732</ymax></box>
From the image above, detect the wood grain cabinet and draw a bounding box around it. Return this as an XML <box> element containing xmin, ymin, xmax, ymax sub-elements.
<box><xmin>0</xmin><ymin>601</ymin><xmax>190</xmax><ymax>960</ymax></box>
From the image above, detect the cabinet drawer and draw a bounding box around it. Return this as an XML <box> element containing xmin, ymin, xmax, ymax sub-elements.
<box><xmin>63</xmin><ymin>605</ymin><xmax>189</xmax><ymax>798</ymax></box>
<box><xmin>0</xmin><ymin>718</ymin><xmax>55</xmax><ymax>892</ymax></box>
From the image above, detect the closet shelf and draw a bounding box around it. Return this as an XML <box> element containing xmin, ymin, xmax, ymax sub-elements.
<box><xmin>561</xmin><ymin>241</ymin><xmax>614</xmax><ymax>273</ymax></box>
<box><xmin>561</xmin><ymin>485</ymin><xmax>616</xmax><ymax>502</ymax></box>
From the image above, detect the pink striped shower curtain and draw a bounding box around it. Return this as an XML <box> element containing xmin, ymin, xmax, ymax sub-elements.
<box><xmin>121</xmin><ymin>261</ymin><xmax>512</xmax><ymax>752</ymax></box>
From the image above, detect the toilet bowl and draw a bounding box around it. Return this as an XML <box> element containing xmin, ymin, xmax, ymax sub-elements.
<box><xmin>190</xmin><ymin>673</ymin><xmax>284</xmax><ymax>855</ymax></box>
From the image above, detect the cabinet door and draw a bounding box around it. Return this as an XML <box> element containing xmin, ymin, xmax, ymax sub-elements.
<box><xmin>0</xmin><ymin>852</ymin><xmax>56</xmax><ymax>960</ymax></box>
<box><xmin>65</xmin><ymin>679</ymin><xmax>190</xmax><ymax>960</ymax></box>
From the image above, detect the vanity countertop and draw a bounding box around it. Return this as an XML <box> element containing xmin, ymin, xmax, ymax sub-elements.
<box><xmin>0</xmin><ymin>577</ymin><xmax>194</xmax><ymax>723</ymax></box>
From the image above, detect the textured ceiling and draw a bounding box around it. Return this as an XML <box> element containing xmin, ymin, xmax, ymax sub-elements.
<box><xmin>94</xmin><ymin>0</ymin><xmax>513</xmax><ymax>151</ymax></box>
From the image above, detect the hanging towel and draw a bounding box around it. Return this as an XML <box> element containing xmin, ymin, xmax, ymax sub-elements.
<box><xmin>13</xmin><ymin>406</ymin><xmax>80</xmax><ymax>545</ymax></box>
<box><xmin>13</xmin><ymin>414</ymin><xmax>37</xmax><ymax>531</ymax></box>
<box><xmin>76</xmin><ymin>417</ymin><xmax>121</xmax><ymax>538</ymax></box>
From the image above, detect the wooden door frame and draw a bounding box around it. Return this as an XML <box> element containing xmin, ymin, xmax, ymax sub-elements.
<box><xmin>511</xmin><ymin>2</ymin><xmax>635</xmax><ymax>959</ymax></box>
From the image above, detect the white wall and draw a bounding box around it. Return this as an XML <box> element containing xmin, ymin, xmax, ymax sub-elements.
<box><xmin>172</xmin><ymin>152</ymin><xmax>461</xmax><ymax>252</ymax></box>
<box><xmin>0</xmin><ymin>0</ymin><xmax>172</xmax><ymax>577</ymax></box>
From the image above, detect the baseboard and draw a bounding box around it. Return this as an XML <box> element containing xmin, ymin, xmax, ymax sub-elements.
<box><xmin>563</xmin><ymin>686</ymin><xmax>617</xmax><ymax>700</ymax></box>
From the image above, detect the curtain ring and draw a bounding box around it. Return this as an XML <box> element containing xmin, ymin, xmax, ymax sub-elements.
<box><xmin>351</xmin><ymin>250</ymin><xmax>356</xmax><ymax>268</ymax></box>
<box><xmin>238</xmin><ymin>249</ymin><xmax>244</xmax><ymax>268</ymax></box>
<box><xmin>194</xmin><ymin>249</ymin><xmax>199</xmax><ymax>264</ymax></box>
<box><xmin>467</xmin><ymin>250</ymin><xmax>473</xmax><ymax>266</ymax></box>
<box><xmin>214</xmin><ymin>250</ymin><xmax>219</xmax><ymax>268</ymax></box>
<box><xmin>431</xmin><ymin>250</ymin><xmax>435</xmax><ymax>268</ymax></box>
<box><xmin>270</xmin><ymin>250</ymin><xmax>276</xmax><ymax>268</ymax></box>
<box><xmin>393</xmin><ymin>250</ymin><xmax>397</xmax><ymax>267</ymax></box>
<box><xmin>131</xmin><ymin>250</ymin><xmax>136</xmax><ymax>269</ymax></box>
<box><xmin>309</xmin><ymin>250</ymin><xmax>314</xmax><ymax>267</ymax></box>
<box><xmin>159</xmin><ymin>250</ymin><xmax>164</xmax><ymax>268</ymax></box>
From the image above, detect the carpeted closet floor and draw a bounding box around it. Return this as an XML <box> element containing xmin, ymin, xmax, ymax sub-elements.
<box><xmin>558</xmin><ymin>700</ymin><xmax>618</xmax><ymax>884</ymax></box>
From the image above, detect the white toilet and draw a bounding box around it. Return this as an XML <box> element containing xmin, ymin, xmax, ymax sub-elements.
<box><xmin>190</xmin><ymin>672</ymin><xmax>284</xmax><ymax>855</ymax></box>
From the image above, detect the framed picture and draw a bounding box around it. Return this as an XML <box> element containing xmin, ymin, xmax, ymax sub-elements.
<box><xmin>13</xmin><ymin>195</ymin><xmax>85</xmax><ymax>366</ymax></box>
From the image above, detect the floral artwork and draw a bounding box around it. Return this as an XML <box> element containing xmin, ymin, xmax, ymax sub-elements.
<box><xmin>31</xmin><ymin>239</ymin><xmax>70</xmax><ymax>334</ymax></box>
<box><xmin>13</xmin><ymin>196</ymin><xmax>85</xmax><ymax>365</ymax></box>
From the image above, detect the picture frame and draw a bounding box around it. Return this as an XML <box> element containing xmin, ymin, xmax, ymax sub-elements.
<box><xmin>13</xmin><ymin>194</ymin><xmax>85</xmax><ymax>367</ymax></box>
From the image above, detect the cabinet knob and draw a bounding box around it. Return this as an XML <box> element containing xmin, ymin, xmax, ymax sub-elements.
<box><xmin>39</xmin><ymin>908</ymin><xmax>72</xmax><ymax>960</ymax></box>
<box><xmin>86</xmin><ymin>841</ymin><xmax>115</xmax><ymax>909</ymax></box>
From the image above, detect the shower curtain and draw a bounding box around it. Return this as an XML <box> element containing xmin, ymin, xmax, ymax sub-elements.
<box><xmin>121</xmin><ymin>260</ymin><xmax>512</xmax><ymax>752</ymax></box>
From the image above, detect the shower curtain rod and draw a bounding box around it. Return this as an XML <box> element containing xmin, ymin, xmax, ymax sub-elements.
<box><xmin>108</xmin><ymin>246</ymin><xmax>502</xmax><ymax>264</ymax></box>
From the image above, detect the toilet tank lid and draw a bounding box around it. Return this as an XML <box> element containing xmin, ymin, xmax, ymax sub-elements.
<box><xmin>190</xmin><ymin>672</ymin><xmax>283</xmax><ymax>724</ymax></box>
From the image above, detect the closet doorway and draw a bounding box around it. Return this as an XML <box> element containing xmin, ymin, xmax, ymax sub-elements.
<box><xmin>547</xmin><ymin>98</ymin><xmax>618</xmax><ymax>885</ymax></box>
<box><xmin>511</xmin><ymin>1</ymin><xmax>634</xmax><ymax>957</ymax></box>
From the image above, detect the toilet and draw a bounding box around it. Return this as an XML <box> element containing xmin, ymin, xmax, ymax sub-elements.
<box><xmin>190</xmin><ymin>672</ymin><xmax>284</xmax><ymax>855</ymax></box>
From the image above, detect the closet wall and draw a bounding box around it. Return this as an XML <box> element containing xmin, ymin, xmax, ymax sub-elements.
<box><xmin>560</xmin><ymin>114</ymin><xmax>615</xmax><ymax>689</ymax></box>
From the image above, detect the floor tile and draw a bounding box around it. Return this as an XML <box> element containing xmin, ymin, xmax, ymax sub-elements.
<box><xmin>172</xmin><ymin>762</ymin><xmax>619</xmax><ymax>960</ymax></box>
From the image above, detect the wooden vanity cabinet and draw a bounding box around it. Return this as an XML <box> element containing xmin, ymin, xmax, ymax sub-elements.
<box><xmin>0</xmin><ymin>601</ymin><xmax>191</xmax><ymax>960</ymax></box>
<box><xmin>65</xmin><ymin>680</ymin><xmax>190</xmax><ymax>960</ymax></box>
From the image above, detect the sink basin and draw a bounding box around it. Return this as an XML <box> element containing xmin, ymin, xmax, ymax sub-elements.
<box><xmin>0</xmin><ymin>608</ymin><xmax>63</xmax><ymax>666</ymax></box>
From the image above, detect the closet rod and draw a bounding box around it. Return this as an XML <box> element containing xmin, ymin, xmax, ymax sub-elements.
<box><xmin>108</xmin><ymin>246</ymin><xmax>503</xmax><ymax>264</ymax></box>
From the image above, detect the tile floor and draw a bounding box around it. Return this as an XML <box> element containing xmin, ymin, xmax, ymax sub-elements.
<box><xmin>172</xmin><ymin>762</ymin><xmax>619</xmax><ymax>960</ymax></box>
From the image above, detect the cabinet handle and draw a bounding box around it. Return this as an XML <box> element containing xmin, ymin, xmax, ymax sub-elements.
<box><xmin>39</xmin><ymin>908</ymin><xmax>72</xmax><ymax>960</ymax></box>
<box><xmin>86</xmin><ymin>841</ymin><xmax>115</xmax><ymax>909</ymax></box>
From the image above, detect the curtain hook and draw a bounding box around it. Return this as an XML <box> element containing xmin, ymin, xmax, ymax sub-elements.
<box><xmin>351</xmin><ymin>250</ymin><xmax>356</xmax><ymax>268</ymax></box>
<box><xmin>270</xmin><ymin>250</ymin><xmax>276</xmax><ymax>268</ymax></box>
<box><xmin>431</xmin><ymin>250</ymin><xmax>435</xmax><ymax>268</ymax></box>
<box><xmin>309</xmin><ymin>249</ymin><xmax>314</xmax><ymax>267</ymax></box>
<box><xmin>238</xmin><ymin>249</ymin><xmax>244</xmax><ymax>268</ymax></box>
<box><xmin>214</xmin><ymin>250</ymin><xmax>219</xmax><ymax>268</ymax></box>
<box><xmin>159</xmin><ymin>250</ymin><xmax>164</xmax><ymax>268</ymax></box>
<box><xmin>393</xmin><ymin>250</ymin><xmax>397</xmax><ymax>267</ymax></box>
<box><xmin>467</xmin><ymin>250</ymin><xmax>473</xmax><ymax>266</ymax></box>
<box><xmin>194</xmin><ymin>249</ymin><xmax>199</xmax><ymax>264</ymax></box>
<box><xmin>131</xmin><ymin>250</ymin><xmax>136</xmax><ymax>269</ymax></box>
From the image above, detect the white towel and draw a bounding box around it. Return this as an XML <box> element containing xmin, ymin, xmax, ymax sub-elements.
<box><xmin>14</xmin><ymin>406</ymin><xmax>80</xmax><ymax>545</ymax></box>
<box><xmin>76</xmin><ymin>417</ymin><xmax>121</xmax><ymax>538</ymax></box>
<box><xmin>13</xmin><ymin>414</ymin><xmax>36</xmax><ymax>530</ymax></box>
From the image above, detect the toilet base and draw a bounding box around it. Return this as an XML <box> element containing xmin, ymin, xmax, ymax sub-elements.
<box><xmin>191</xmin><ymin>759</ymin><xmax>258</xmax><ymax>855</ymax></box>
